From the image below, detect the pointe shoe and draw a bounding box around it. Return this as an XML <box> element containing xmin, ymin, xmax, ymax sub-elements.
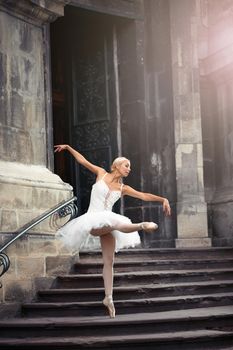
<box><xmin>141</xmin><ymin>222</ymin><xmax>158</xmax><ymax>232</ymax></box>
<box><xmin>103</xmin><ymin>295</ymin><xmax>115</xmax><ymax>318</ymax></box>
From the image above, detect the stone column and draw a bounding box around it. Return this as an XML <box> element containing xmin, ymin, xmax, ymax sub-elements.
<box><xmin>169</xmin><ymin>0</ymin><xmax>211</xmax><ymax>247</ymax></box>
<box><xmin>0</xmin><ymin>0</ymin><xmax>72</xmax><ymax>235</ymax></box>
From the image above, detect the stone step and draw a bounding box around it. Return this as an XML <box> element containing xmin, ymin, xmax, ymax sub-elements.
<box><xmin>37</xmin><ymin>280</ymin><xmax>233</xmax><ymax>302</ymax></box>
<box><xmin>74</xmin><ymin>258</ymin><xmax>233</xmax><ymax>274</ymax></box>
<box><xmin>1</xmin><ymin>307</ymin><xmax>233</xmax><ymax>338</ymax></box>
<box><xmin>55</xmin><ymin>268</ymin><xmax>233</xmax><ymax>288</ymax></box>
<box><xmin>0</xmin><ymin>329</ymin><xmax>233</xmax><ymax>350</ymax></box>
<box><xmin>21</xmin><ymin>292</ymin><xmax>233</xmax><ymax>317</ymax></box>
<box><xmin>79</xmin><ymin>247</ymin><xmax>233</xmax><ymax>261</ymax></box>
<box><xmin>1</xmin><ymin>248</ymin><xmax>233</xmax><ymax>350</ymax></box>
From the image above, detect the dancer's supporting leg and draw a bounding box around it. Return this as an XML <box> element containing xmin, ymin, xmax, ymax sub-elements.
<box><xmin>100</xmin><ymin>233</ymin><xmax>116</xmax><ymax>318</ymax></box>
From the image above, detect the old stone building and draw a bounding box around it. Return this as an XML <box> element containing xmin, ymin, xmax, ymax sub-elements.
<box><xmin>0</xmin><ymin>0</ymin><xmax>232</xmax><ymax>316</ymax></box>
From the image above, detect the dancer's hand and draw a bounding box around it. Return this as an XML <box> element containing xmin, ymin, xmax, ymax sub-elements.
<box><xmin>54</xmin><ymin>144</ymin><xmax>68</xmax><ymax>153</ymax></box>
<box><xmin>163</xmin><ymin>198</ymin><xmax>171</xmax><ymax>216</ymax></box>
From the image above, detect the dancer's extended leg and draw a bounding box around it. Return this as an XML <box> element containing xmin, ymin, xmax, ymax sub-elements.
<box><xmin>114</xmin><ymin>221</ymin><xmax>158</xmax><ymax>233</ymax></box>
<box><xmin>91</xmin><ymin>222</ymin><xmax>157</xmax><ymax>236</ymax></box>
<box><xmin>100</xmin><ymin>233</ymin><xmax>116</xmax><ymax>318</ymax></box>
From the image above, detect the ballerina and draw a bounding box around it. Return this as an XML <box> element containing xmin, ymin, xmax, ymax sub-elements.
<box><xmin>54</xmin><ymin>144</ymin><xmax>171</xmax><ymax>318</ymax></box>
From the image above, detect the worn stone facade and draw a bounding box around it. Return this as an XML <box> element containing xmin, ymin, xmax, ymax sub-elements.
<box><xmin>0</xmin><ymin>0</ymin><xmax>232</xmax><ymax>317</ymax></box>
<box><xmin>0</xmin><ymin>0</ymin><xmax>73</xmax><ymax>317</ymax></box>
<box><xmin>199</xmin><ymin>0</ymin><xmax>233</xmax><ymax>246</ymax></box>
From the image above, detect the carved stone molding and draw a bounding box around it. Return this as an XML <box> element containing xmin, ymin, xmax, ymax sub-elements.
<box><xmin>70</xmin><ymin>0</ymin><xmax>143</xmax><ymax>19</ymax></box>
<box><xmin>0</xmin><ymin>0</ymin><xmax>70</xmax><ymax>24</ymax></box>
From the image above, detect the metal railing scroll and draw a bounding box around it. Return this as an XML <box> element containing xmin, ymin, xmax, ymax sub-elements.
<box><xmin>0</xmin><ymin>196</ymin><xmax>78</xmax><ymax>283</ymax></box>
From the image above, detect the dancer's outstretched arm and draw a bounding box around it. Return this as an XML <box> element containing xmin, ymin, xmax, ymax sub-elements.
<box><xmin>123</xmin><ymin>185</ymin><xmax>171</xmax><ymax>216</ymax></box>
<box><xmin>54</xmin><ymin>144</ymin><xmax>105</xmax><ymax>177</ymax></box>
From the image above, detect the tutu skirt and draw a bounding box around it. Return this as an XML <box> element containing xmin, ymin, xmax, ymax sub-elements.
<box><xmin>56</xmin><ymin>211</ymin><xmax>141</xmax><ymax>253</ymax></box>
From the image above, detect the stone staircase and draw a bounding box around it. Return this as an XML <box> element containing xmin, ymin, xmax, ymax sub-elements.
<box><xmin>0</xmin><ymin>248</ymin><xmax>233</xmax><ymax>349</ymax></box>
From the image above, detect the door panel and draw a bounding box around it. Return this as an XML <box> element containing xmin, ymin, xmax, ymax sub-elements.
<box><xmin>65</xmin><ymin>8</ymin><xmax>118</xmax><ymax>213</ymax></box>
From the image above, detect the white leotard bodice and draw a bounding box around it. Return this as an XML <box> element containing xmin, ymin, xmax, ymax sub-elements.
<box><xmin>87</xmin><ymin>174</ymin><xmax>122</xmax><ymax>213</ymax></box>
<box><xmin>57</xmin><ymin>173</ymin><xmax>140</xmax><ymax>252</ymax></box>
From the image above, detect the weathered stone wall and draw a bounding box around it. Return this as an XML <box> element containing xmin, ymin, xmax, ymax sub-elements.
<box><xmin>0</xmin><ymin>0</ymin><xmax>74</xmax><ymax>317</ymax></box>
<box><xmin>142</xmin><ymin>0</ymin><xmax>210</xmax><ymax>248</ymax></box>
<box><xmin>0</xmin><ymin>1</ymin><xmax>73</xmax><ymax>234</ymax></box>
<box><xmin>0</xmin><ymin>11</ymin><xmax>46</xmax><ymax>165</ymax></box>
<box><xmin>199</xmin><ymin>0</ymin><xmax>233</xmax><ymax>246</ymax></box>
<box><xmin>169</xmin><ymin>0</ymin><xmax>210</xmax><ymax>247</ymax></box>
<box><xmin>142</xmin><ymin>0</ymin><xmax>177</xmax><ymax>248</ymax></box>
<box><xmin>0</xmin><ymin>233</ymin><xmax>76</xmax><ymax>318</ymax></box>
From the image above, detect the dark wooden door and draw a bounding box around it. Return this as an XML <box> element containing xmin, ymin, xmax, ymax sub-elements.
<box><xmin>64</xmin><ymin>8</ymin><xmax>119</xmax><ymax>213</ymax></box>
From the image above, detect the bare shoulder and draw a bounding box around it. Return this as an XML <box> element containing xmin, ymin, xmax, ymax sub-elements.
<box><xmin>96</xmin><ymin>169</ymin><xmax>108</xmax><ymax>181</ymax></box>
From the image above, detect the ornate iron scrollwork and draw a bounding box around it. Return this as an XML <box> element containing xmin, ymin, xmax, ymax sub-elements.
<box><xmin>57</xmin><ymin>202</ymin><xmax>79</xmax><ymax>220</ymax></box>
<box><xmin>50</xmin><ymin>200</ymin><xmax>79</xmax><ymax>230</ymax></box>
<box><xmin>0</xmin><ymin>197</ymin><xmax>78</xmax><ymax>285</ymax></box>
<box><xmin>0</xmin><ymin>252</ymin><xmax>10</xmax><ymax>286</ymax></box>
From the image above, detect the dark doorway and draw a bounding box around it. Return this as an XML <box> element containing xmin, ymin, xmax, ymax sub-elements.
<box><xmin>50</xmin><ymin>7</ymin><xmax>121</xmax><ymax>214</ymax></box>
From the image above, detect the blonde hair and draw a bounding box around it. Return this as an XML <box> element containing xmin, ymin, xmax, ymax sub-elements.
<box><xmin>111</xmin><ymin>157</ymin><xmax>130</xmax><ymax>171</ymax></box>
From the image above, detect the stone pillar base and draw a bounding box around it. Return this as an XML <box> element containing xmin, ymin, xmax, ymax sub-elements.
<box><xmin>0</xmin><ymin>161</ymin><xmax>73</xmax><ymax>234</ymax></box>
<box><xmin>175</xmin><ymin>237</ymin><xmax>212</xmax><ymax>248</ymax></box>
<box><xmin>175</xmin><ymin>200</ymin><xmax>211</xmax><ymax>248</ymax></box>
<box><xmin>0</xmin><ymin>161</ymin><xmax>75</xmax><ymax>317</ymax></box>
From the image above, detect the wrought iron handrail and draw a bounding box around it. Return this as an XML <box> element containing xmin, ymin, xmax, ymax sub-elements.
<box><xmin>0</xmin><ymin>196</ymin><xmax>78</xmax><ymax>281</ymax></box>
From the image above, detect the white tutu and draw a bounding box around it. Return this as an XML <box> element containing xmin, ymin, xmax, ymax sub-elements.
<box><xmin>56</xmin><ymin>210</ymin><xmax>141</xmax><ymax>252</ymax></box>
<box><xmin>56</xmin><ymin>176</ymin><xmax>141</xmax><ymax>252</ymax></box>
